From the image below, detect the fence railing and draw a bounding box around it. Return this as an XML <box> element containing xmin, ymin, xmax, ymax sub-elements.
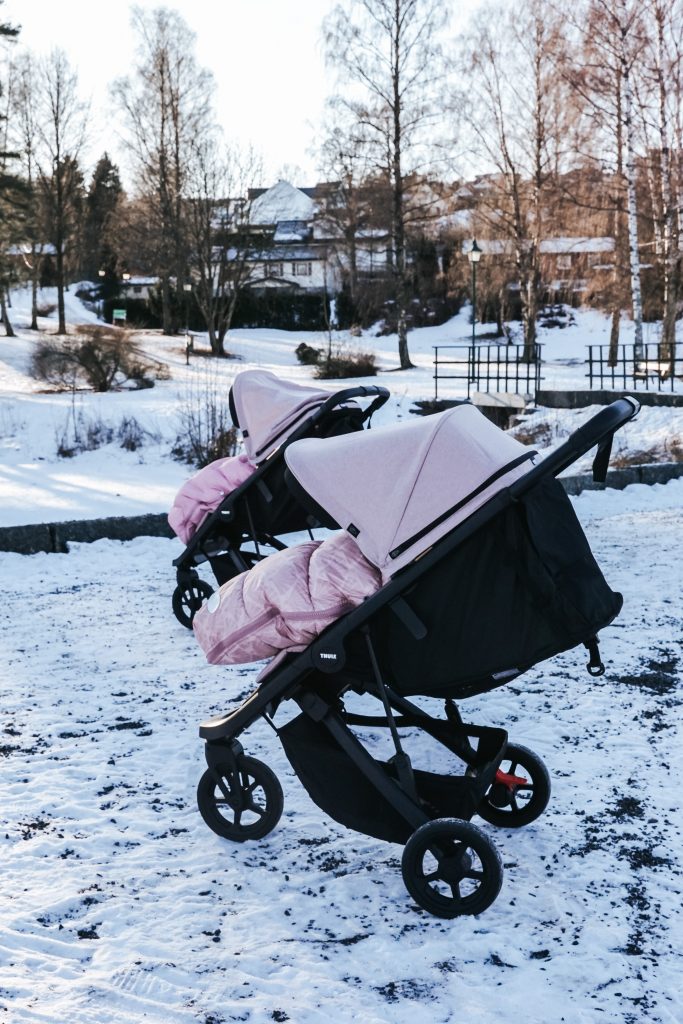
<box><xmin>587</xmin><ymin>343</ymin><xmax>680</xmax><ymax>392</ymax></box>
<box><xmin>433</xmin><ymin>343</ymin><xmax>543</xmax><ymax>401</ymax></box>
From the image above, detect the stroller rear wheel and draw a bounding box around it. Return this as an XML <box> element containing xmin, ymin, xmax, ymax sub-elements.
<box><xmin>477</xmin><ymin>743</ymin><xmax>551</xmax><ymax>828</ymax></box>
<box><xmin>197</xmin><ymin>755</ymin><xmax>284</xmax><ymax>842</ymax></box>
<box><xmin>172</xmin><ymin>578</ymin><xmax>214</xmax><ymax>629</ymax></box>
<box><xmin>402</xmin><ymin>818</ymin><xmax>503</xmax><ymax>918</ymax></box>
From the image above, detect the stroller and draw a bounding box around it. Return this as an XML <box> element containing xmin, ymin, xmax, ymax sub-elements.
<box><xmin>171</xmin><ymin>369</ymin><xmax>389</xmax><ymax>627</ymax></box>
<box><xmin>193</xmin><ymin>397</ymin><xmax>639</xmax><ymax>918</ymax></box>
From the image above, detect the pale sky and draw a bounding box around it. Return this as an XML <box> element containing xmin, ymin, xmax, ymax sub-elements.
<box><xmin>4</xmin><ymin>0</ymin><xmax>483</xmax><ymax>189</ymax></box>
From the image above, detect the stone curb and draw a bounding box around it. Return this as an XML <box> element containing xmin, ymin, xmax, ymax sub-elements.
<box><xmin>1</xmin><ymin>463</ymin><xmax>681</xmax><ymax>556</ymax></box>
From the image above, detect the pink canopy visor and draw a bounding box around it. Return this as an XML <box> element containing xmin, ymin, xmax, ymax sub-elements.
<box><xmin>230</xmin><ymin>369</ymin><xmax>336</xmax><ymax>464</ymax></box>
<box><xmin>284</xmin><ymin>404</ymin><xmax>536</xmax><ymax>579</ymax></box>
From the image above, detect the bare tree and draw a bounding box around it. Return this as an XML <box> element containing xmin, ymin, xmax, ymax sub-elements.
<box><xmin>641</xmin><ymin>0</ymin><xmax>683</xmax><ymax>368</ymax></box>
<box><xmin>0</xmin><ymin>5</ymin><xmax>24</xmax><ymax>336</ymax></box>
<box><xmin>113</xmin><ymin>6</ymin><xmax>213</xmax><ymax>335</ymax></box>
<box><xmin>566</xmin><ymin>1</ymin><xmax>647</xmax><ymax>360</ymax></box>
<box><xmin>323</xmin><ymin>0</ymin><xmax>449</xmax><ymax>369</ymax></box>
<box><xmin>32</xmin><ymin>49</ymin><xmax>88</xmax><ymax>335</ymax></box>
<box><xmin>457</xmin><ymin>0</ymin><xmax>573</xmax><ymax>360</ymax></box>
<box><xmin>12</xmin><ymin>53</ymin><xmax>45</xmax><ymax>330</ymax></box>
<box><xmin>185</xmin><ymin>138</ymin><xmax>262</xmax><ymax>355</ymax></box>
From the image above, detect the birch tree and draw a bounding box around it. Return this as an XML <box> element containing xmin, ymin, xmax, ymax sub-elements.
<box><xmin>323</xmin><ymin>0</ymin><xmax>449</xmax><ymax>369</ymax></box>
<box><xmin>32</xmin><ymin>49</ymin><xmax>88</xmax><ymax>335</ymax></box>
<box><xmin>641</xmin><ymin>0</ymin><xmax>683</xmax><ymax>368</ymax></box>
<box><xmin>457</xmin><ymin>0</ymin><xmax>572</xmax><ymax>360</ymax></box>
<box><xmin>570</xmin><ymin>1</ymin><xmax>647</xmax><ymax>359</ymax></box>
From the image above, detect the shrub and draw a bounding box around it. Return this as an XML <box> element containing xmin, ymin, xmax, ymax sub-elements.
<box><xmin>36</xmin><ymin>302</ymin><xmax>57</xmax><ymax>318</ymax></box>
<box><xmin>172</xmin><ymin>367</ymin><xmax>239</xmax><ymax>467</ymax></box>
<box><xmin>30</xmin><ymin>325</ymin><xmax>168</xmax><ymax>392</ymax></box>
<box><xmin>56</xmin><ymin>410</ymin><xmax>114</xmax><ymax>458</ymax></box>
<box><xmin>314</xmin><ymin>347</ymin><xmax>377</xmax><ymax>379</ymax></box>
<box><xmin>56</xmin><ymin>410</ymin><xmax>160</xmax><ymax>458</ymax></box>
<box><xmin>295</xmin><ymin>341</ymin><xmax>322</xmax><ymax>365</ymax></box>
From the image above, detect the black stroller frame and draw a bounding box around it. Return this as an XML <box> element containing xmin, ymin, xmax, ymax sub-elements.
<box><xmin>195</xmin><ymin>398</ymin><xmax>640</xmax><ymax>918</ymax></box>
<box><xmin>172</xmin><ymin>384</ymin><xmax>389</xmax><ymax>627</ymax></box>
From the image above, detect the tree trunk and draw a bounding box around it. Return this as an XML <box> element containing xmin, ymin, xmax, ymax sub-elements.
<box><xmin>161</xmin><ymin>275</ymin><xmax>173</xmax><ymax>335</ymax></box>
<box><xmin>655</xmin><ymin>1</ymin><xmax>677</xmax><ymax>369</ymax></box>
<box><xmin>1</xmin><ymin>291</ymin><xmax>15</xmax><ymax>336</ymax></box>
<box><xmin>56</xmin><ymin>247</ymin><xmax>66</xmax><ymax>335</ymax></box>
<box><xmin>619</xmin><ymin>7</ymin><xmax>644</xmax><ymax>357</ymax></box>
<box><xmin>31</xmin><ymin>262</ymin><xmax>39</xmax><ymax>331</ymax></box>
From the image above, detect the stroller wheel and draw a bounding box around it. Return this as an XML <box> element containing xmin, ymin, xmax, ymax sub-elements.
<box><xmin>477</xmin><ymin>743</ymin><xmax>551</xmax><ymax>828</ymax></box>
<box><xmin>172</xmin><ymin>579</ymin><xmax>214</xmax><ymax>628</ymax></box>
<box><xmin>196</xmin><ymin>755</ymin><xmax>284</xmax><ymax>842</ymax></box>
<box><xmin>401</xmin><ymin>818</ymin><xmax>503</xmax><ymax>919</ymax></box>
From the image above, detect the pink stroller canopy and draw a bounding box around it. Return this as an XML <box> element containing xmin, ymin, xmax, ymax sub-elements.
<box><xmin>230</xmin><ymin>370</ymin><xmax>333</xmax><ymax>464</ymax></box>
<box><xmin>285</xmin><ymin>405</ymin><xmax>535</xmax><ymax>577</ymax></box>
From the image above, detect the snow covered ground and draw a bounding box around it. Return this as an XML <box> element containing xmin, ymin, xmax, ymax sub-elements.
<box><xmin>1</xmin><ymin>480</ymin><xmax>681</xmax><ymax>1023</ymax></box>
<box><xmin>0</xmin><ymin>285</ymin><xmax>681</xmax><ymax>526</ymax></box>
<box><xmin>1</xmin><ymin>287</ymin><xmax>682</xmax><ymax>1022</ymax></box>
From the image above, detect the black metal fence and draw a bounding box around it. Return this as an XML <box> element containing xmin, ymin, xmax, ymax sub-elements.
<box><xmin>433</xmin><ymin>343</ymin><xmax>543</xmax><ymax>401</ymax></box>
<box><xmin>587</xmin><ymin>343</ymin><xmax>680</xmax><ymax>392</ymax></box>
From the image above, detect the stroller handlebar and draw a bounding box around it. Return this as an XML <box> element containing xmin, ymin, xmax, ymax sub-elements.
<box><xmin>313</xmin><ymin>384</ymin><xmax>390</xmax><ymax>419</ymax></box>
<box><xmin>510</xmin><ymin>396</ymin><xmax>640</xmax><ymax>494</ymax></box>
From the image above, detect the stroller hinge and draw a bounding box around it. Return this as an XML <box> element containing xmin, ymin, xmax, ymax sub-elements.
<box><xmin>585</xmin><ymin>637</ymin><xmax>606</xmax><ymax>677</ymax></box>
<box><xmin>388</xmin><ymin>752</ymin><xmax>418</xmax><ymax>802</ymax></box>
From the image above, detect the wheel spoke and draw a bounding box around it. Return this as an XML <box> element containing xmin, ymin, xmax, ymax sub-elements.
<box><xmin>423</xmin><ymin>869</ymin><xmax>441</xmax><ymax>883</ymax></box>
<box><xmin>465</xmin><ymin>869</ymin><xmax>484</xmax><ymax>881</ymax></box>
<box><xmin>510</xmin><ymin>793</ymin><xmax>520</xmax><ymax>812</ymax></box>
<box><xmin>449</xmin><ymin>881</ymin><xmax>462</xmax><ymax>902</ymax></box>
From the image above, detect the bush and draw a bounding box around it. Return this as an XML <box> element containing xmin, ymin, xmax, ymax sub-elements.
<box><xmin>30</xmin><ymin>325</ymin><xmax>168</xmax><ymax>392</ymax></box>
<box><xmin>56</xmin><ymin>411</ymin><xmax>161</xmax><ymax>459</ymax></box>
<box><xmin>295</xmin><ymin>341</ymin><xmax>322</xmax><ymax>365</ymax></box>
<box><xmin>172</xmin><ymin>367</ymin><xmax>240</xmax><ymax>467</ymax></box>
<box><xmin>314</xmin><ymin>346</ymin><xmax>377</xmax><ymax>379</ymax></box>
<box><xmin>36</xmin><ymin>302</ymin><xmax>57</xmax><ymax>318</ymax></box>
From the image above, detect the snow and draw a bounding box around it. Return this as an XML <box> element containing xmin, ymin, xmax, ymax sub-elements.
<box><xmin>1</xmin><ymin>480</ymin><xmax>681</xmax><ymax>1023</ymax></box>
<box><xmin>249</xmin><ymin>181</ymin><xmax>316</xmax><ymax>226</ymax></box>
<box><xmin>1</xmin><ymin>285</ymin><xmax>682</xmax><ymax>1021</ymax></box>
<box><xmin>0</xmin><ymin>287</ymin><xmax>681</xmax><ymax>527</ymax></box>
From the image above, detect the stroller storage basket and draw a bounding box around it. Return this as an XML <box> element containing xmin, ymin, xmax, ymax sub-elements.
<box><xmin>279</xmin><ymin>710</ymin><xmax>507</xmax><ymax>844</ymax></box>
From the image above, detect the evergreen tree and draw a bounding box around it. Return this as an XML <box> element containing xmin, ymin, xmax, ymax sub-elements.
<box><xmin>83</xmin><ymin>153</ymin><xmax>124</xmax><ymax>282</ymax></box>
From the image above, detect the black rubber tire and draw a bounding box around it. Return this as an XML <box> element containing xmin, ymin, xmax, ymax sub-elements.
<box><xmin>401</xmin><ymin>818</ymin><xmax>503</xmax><ymax>918</ymax></box>
<box><xmin>197</xmin><ymin>755</ymin><xmax>284</xmax><ymax>842</ymax></box>
<box><xmin>477</xmin><ymin>743</ymin><xmax>551</xmax><ymax>828</ymax></box>
<box><xmin>172</xmin><ymin>578</ymin><xmax>214</xmax><ymax>629</ymax></box>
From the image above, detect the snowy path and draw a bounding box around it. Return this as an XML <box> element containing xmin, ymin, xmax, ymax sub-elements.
<box><xmin>1</xmin><ymin>481</ymin><xmax>682</xmax><ymax>1024</ymax></box>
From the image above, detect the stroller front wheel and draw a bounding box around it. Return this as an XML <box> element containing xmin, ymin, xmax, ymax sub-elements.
<box><xmin>172</xmin><ymin>579</ymin><xmax>214</xmax><ymax>629</ymax></box>
<box><xmin>197</xmin><ymin>755</ymin><xmax>284</xmax><ymax>842</ymax></box>
<box><xmin>401</xmin><ymin>818</ymin><xmax>503</xmax><ymax>919</ymax></box>
<box><xmin>477</xmin><ymin>743</ymin><xmax>551</xmax><ymax>828</ymax></box>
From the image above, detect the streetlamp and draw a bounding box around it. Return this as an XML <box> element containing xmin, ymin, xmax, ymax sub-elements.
<box><xmin>467</xmin><ymin>239</ymin><xmax>482</xmax><ymax>348</ymax></box>
<box><xmin>183</xmin><ymin>282</ymin><xmax>193</xmax><ymax>363</ymax></box>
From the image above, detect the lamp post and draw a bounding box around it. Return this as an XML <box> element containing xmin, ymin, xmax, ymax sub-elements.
<box><xmin>183</xmin><ymin>282</ymin><xmax>193</xmax><ymax>364</ymax></box>
<box><xmin>121</xmin><ymin>271</ymin><xmax>130</xmax><ymax>324</ymax></box>
<box><xmin>467</xmin><ymin>239</ymin><xmax>482</xmax><ymax>348</ymax></box>
<box><xmin>97</xmin><ymin>268</ymin><xmax>105</xmax><ymax>320</ymax></box>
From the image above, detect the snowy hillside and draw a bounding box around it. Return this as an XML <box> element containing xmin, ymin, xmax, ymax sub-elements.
<box><xmin>0</xmin><ymin>285</ymin><xmax>681</xmax><ymax>527</ymax></box>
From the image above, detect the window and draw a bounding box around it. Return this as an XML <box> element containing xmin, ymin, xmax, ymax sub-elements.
<box><xmin>133</xmin><ymin>284</ymin><xmax>143</xmax><ymax>294</ymax></box>
<box><xmin>556</xmin><ymin>254</ymin><xmax>572</xmax><ymax>270</ymax></box>
<box><xmin>292</xmin><ymin>261</ymin><xmax>312</xmax><ymax>276</ymax></box>
<box><xmin>268</xmin><ymin>262</ymin><xmax>284</xmax><ymax>277</ymax></box>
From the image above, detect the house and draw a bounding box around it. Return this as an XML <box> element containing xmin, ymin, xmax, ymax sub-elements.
<box><xmin>460</xmin><ymin>236</ymin><xmax>616</xmax><ymax>299</ymax></box>
<box><xmin>237</xmin><ymin>180</ymin><xmax>391</xmax><ymax>297</ymax></box>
